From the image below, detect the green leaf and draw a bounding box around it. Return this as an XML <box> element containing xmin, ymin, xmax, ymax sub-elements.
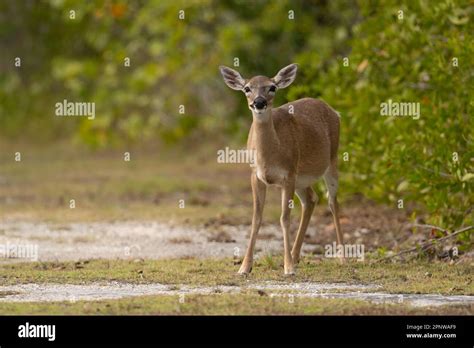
<box><xmin>461</xmin><ymin>173</ymin><xmax>474</xmax><ymax>182</ymax></box>
<box><xmin>397</xmin><ymin>180</ymin><xmax>410</xmax><ymax>192</ymax></box>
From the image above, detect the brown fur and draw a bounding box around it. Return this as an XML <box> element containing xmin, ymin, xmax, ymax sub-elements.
<box><xmin>219</xmin><ymin>64</ymin><xmax>343</xmax><ymax>275</ymax></box>
<box><xmin>248</xmin><ymin>98</ymin><xmax>340</xmax><ymax>183</ymax></box>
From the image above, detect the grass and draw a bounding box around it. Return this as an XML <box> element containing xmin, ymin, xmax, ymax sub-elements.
<box><xmin>1</xmin><ymin>140</ymin><xmax>472</xmax><ymax>315</ymax></box>
<box><xmin>0</xmin><ymin>140</ymin><xmax>283</xmax><ymax>225</ymax></box>
<box><xmin>1</xmin><ymin>139</ymin><xmax>378</xmax><ymax>229</ymax></box>
<box><xmin>1</xmin><ymin>293</ymin><xmax>471</xmax><ymax>315</ymax></box>
<box><xmin>0</xmin><ymin>257</ymin><xmax>472</xmax><ymax>295</ymax></box>
<box><xmin>0</xmin><ymin>258</ymin><xmax>472</xmax><ymax>315</ymax></box>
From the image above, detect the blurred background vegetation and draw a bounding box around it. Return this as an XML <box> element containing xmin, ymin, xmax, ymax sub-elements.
<box><xmin>0</xmin><ymin>0</ymin><xmax>472</xmax><ymax>234</ymax></box>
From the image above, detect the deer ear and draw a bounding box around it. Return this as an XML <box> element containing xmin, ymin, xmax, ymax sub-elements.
<box><xmin>273</xmin><ymin>63</ymin><xmax>298</xmax><ymax>89</ymax></box>
<box><xmin>219</xmin><ymin>66</ymin><xmax>246</xmax><ymax>90</ymax></box>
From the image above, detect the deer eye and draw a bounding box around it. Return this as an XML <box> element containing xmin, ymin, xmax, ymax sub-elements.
<box><xmin>244</xmin><ymin>86</ymin><xmax>251</xmax><ymax>93</ymax></box>
<box><xmin>269</xmin><ymin>85</ymin><xmax>276</xmax><ymax>93</ymax></box>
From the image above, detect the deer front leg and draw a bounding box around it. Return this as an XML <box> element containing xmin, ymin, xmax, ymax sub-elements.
<box><xmin>281</xmin><ymin>180</ymin><xmax>296</xmax><ymax>275</ymax></box>
<box><xmin>238</xmin><ymin>172</ymin><xmax>266</xmax><ymax>275</ymax></box>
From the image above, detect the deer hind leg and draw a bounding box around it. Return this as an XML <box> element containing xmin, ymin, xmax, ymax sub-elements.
<box><xmin>291</xmin><ymin>186</ymin><xmax>317</xmax><ymax>264</ymax></box>
<box><xmin>323</xmin><ymin>162</ymin><xmax>344</xmax><ymax>261</ymax></box>
<box><xmin>238</xmin><ymin>172</ymin><xmax>266</xmax><ymax>275</ymax></box>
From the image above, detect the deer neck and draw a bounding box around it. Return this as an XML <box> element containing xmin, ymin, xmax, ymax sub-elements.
<box><xmin>251</xmin><ymin>109</ymin><xmax>280</xmax><ymax>162</ymax></box>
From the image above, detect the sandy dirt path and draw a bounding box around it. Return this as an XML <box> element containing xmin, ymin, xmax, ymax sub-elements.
<box><xmin>1</xmin><ymin>220</ymin><xmax>473</xmax><ymax>308</ymax></box>
<box><xmin>0</xmin><ymin>220</ymin><xmax>287</xmax><ymax>261</ymax></box>
<box><xmin>1</xmin><ymin>281</ymin><xmax>473</xmax><ymax>307</ymax></box>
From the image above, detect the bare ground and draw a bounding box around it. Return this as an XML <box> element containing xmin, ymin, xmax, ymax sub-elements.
<box><xmin>0</xmin><ymin>204</ymin><xmax>471</xmax><ymax>307</ymax></box>
<box><xmin>1</xmin><ymin>281</ymin><xmax>473</xmax><ymax>308</ymax></box>
<box><xmin>0</xmin><ymin>220</ymin><xmax>284</xmax><ymax>261</ymax></box>
<box><xmin>0</xmin><ymin>202</ymin><xmax>429</xmax><ymax>262</ymax></box>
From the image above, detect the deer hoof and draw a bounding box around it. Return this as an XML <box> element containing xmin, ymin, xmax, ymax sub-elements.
<box><xmin>238</xmin><ymin>265</ymin><xmax>252</xmax><ymax>275</ymax></box>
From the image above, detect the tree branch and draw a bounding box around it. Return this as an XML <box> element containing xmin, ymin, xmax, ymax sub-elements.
<box><xmin>378</xmin><ymin>224</ymin><xmax>473</xmax><ymax>262</ymax></box>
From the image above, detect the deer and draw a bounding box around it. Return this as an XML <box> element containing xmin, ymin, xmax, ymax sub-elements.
<box><xmin>219</xmin><ymin>63</ymin><xmax>343</xmax><ymax>275</ymax></box>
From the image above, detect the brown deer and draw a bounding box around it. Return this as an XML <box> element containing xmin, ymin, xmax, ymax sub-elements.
<box><xmin>219</xmin><ymin>63</ymin><xmax>343</xmax><ymax>275</ymax></box>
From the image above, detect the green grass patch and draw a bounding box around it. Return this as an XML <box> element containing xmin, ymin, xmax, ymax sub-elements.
<box><xmin>1</xmin><ymin>257</ymin><xmax>472</xmax><ymax>295</ymax></box>
<box><xmin>0</xmin><ymin>141</ymin><xmax>282</xmax><ymax>225</ymax></box>
<box><xmin>1</xmin><ymin>293</ymin><xmax>471</xmax><ymax>315</ymax></box>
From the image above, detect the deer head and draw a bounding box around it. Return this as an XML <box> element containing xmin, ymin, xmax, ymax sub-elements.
<box><xmin>219</xmin><ymin>64</ymin><xmax>298</xmax><ymax>116</ymax></box>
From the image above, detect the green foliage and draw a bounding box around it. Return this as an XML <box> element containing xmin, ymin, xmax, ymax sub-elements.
<box><xmin>0</xmin><ymin>0</ymin><xmax>355</xmax><ymax>145</ymax></box>
<box><xmin>290</xmin><ymin>0</ymin><xmax>473</xmax><ymax>229</ymax></box>
<box><xmin>0</xmin><ymin>0</ymin><xmax>471</xmax><ymax>230</ymax></box>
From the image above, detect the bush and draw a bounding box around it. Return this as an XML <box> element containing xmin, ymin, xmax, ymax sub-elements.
<box><xmin>290</xmin><ymin>0</ymin><xmax>473</xmax><ymax>230</ymax></box>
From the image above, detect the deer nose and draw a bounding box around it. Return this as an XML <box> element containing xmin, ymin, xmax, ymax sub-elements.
<box><xmin>253</xmin><ymin>97</ymin><xmax>267</xmax><ymax>110</ymax></box>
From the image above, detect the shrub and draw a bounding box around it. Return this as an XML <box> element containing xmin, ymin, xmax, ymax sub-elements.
<box><xmin>290</xmin><ymin>0</ymin><xmax>473</xmax><ymax>230</ymax></box>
